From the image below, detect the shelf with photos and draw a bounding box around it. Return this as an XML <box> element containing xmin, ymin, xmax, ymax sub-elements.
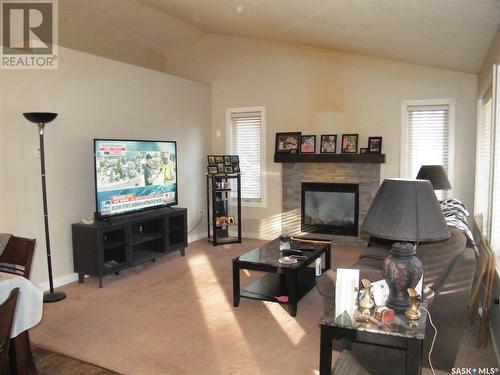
<box><xmin>205</xmin><ymin>155</ymin><xmax>242</xmax><ymax>246</ymax></box>
<box><xmin>274</xmin><ymin>132</ymin><xmax>385</xmax><ymax>164</ymax></box>
<box><xmin>207</xmin><ymin>154</ymin><xmax>241</xmax><ymax>175</ymax></box>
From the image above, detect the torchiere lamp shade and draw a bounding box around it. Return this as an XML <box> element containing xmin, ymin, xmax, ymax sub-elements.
<box><xmin>416</xmin><ymin>165</ymin><xmax>452</xmax><ymax>191</ymax></box>
<box><xmin>23</xmin><ymin>112</ymin><xmax>57</xmax><ymax>124</ymax></box>
<box><xmin>361</xmin><ymin>178</ymin><xmax>450</xmax><ymax>242</ymax></box>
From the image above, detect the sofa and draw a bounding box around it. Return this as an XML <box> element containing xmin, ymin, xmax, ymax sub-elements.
<box><xmin>317</xmin><ymin>228</ymin><xmax>476</xmax><ymax>373</ymax></box>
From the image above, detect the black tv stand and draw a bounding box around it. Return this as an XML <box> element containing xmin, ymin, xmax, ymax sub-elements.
<box><xmin>72</xmin><ymin>207</ymin><xmax>187</xmax><ymax>287</ymax></box>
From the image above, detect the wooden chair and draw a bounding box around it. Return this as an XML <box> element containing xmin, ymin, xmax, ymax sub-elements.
<box><xmin>0</xmin><ymin>237</ymin><xmax>36</xmax><ymax>279</ymax></box>
<box><xmin>0</xmin><ymin>288</ymin><xmax>20</xmax><ymax>374</ymax></box>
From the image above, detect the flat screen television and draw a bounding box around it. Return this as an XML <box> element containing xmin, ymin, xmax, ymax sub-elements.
<box><xmin>94</xmin><ymin>139</ymin><xmax>178</xmax><ymax>218</ymax></box>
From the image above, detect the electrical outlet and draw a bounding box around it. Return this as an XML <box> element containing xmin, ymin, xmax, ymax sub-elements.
<box><xmin>198</xmin><ymin>210</ymin><xmax>203</xmax><ymax>217</ymax></box>
<box><xmin>35</xmin><ymin>147</ymin><xmax>40</xmax><ymax>158</ymax></box>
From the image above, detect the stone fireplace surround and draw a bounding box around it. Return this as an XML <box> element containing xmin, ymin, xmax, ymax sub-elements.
<box><xmin>281</xmin><ymin>162</ymin><xmax>381</xmax><ymax>246</ymax></box>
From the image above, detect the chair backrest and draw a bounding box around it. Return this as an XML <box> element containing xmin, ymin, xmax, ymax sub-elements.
<box><xmin>0</xmin><ymin>236</ymin><xmax>36</xmax><ymax>279</ymax></box>
<box><xmin>0</xmin><ymin>288</ymin><xmax>20</xmax><ymax>374</ymax></box>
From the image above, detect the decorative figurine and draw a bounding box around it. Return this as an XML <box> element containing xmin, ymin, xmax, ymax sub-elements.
<box><xmin>405</xmin><ymin>288</ymin><xmax>422</xmax><ymax>320</ymax></box>
<box><xmin>358</xmin><ymin>279</ymin><xmax>375</xmax><ymax>317</ymax></box>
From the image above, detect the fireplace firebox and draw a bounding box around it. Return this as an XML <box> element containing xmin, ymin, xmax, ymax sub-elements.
<box><xmin>301</xmin><ymin>182</ymin><xmax>359</xmax><ymax>236</ymax></box>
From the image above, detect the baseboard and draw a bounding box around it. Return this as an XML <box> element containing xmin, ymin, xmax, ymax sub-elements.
<box><xmin>489</xmin><ymin>322</ymin><xmax>500</xmax><ymax>367</ymax></box>
<box><xmin>188</xmin><ymin>231</ymin><xmax>207</xmax><ymax>243</ymax></box>
<box><xmin>37</xmin><ymin>273</ymin><xmax>79</xmax><ymax>292</ymax></box>
<box><xmin>37</xmin><ymin>234</ymin><xmax>206</xmax><ymax>291</ymax></box>
<box><xmin>241</xmin><ymin>231</ymin><xmax>277</xmax><ymax>241</ymax></box>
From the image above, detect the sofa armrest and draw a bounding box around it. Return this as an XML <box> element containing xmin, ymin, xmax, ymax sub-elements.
<box><xmin>317</xmin><ymin>269</ymin><xmax>337</xmax><ymax>298</ymax></box>
<box><xmin>423</xmin><ymin>247</ymin><xmax>476</xmax><ymax>371</ymax></box>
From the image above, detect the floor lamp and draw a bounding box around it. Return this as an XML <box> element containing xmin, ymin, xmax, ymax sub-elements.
<box><xmin>23</xmin><ymin>112</ymin><xmax>66</xmax><ymax>303</ymax></box>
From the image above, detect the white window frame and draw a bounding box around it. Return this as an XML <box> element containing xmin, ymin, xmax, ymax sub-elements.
<box><xmin>226</xmin><ymin>106</ymin><xmax>267</xmax><ymax>208</ymax></box>
<box><xmin>400</xmin><ymin>98</ymin><xmax>455</xmax><ymax>195</ymax></box>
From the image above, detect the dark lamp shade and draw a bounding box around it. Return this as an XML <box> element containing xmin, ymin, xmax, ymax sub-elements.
<box><xmin>361</xmin><ymin>178</ymin><xmax>450</xmax><ymax>242</ymax></box>
<box><xmin>416</xmin><ymin>165</ymin><xmax>451</xmax><ymax>190</ymax></box>
<box><xmin>23</xmin><ymin>112</ymin><xmax>57</xmax><ymax>124</ymax></box>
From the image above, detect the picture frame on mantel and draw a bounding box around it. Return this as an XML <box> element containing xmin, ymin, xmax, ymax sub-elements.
<box><xmin>320</xmin><ymin>135</ymin><xmax>337</xmax><ymax>153</ymax></box>
<box><xmin>341</xmin><ymin>134</ymin><xmax>359</xmax><ymax>154</ymax></box>
<box><xmin>275</xmin><ymin>132</ymin><xmax>301</xmax><ymax>154</ymax></box>
<box><xmin>300</xmin><ymin>135</ymin><xmax>316</xmax><ymax>154</ymax></box>
<box><xmin>368</xmin><ymin>137</ymin><xmax>383</xmax><ymax>154</ymax></box>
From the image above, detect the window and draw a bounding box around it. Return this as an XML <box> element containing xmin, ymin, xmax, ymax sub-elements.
<box><xmin>401</xmin><ymin>99</ymin><xmax>455</xmax><ymax>199</ymax></box>
<box><xmin>226</xmin><ymin>107</ymin><xmax>266</xmax><ymax>207</ymax></box>
<box><xmin>474</xmin><ymin>89</ymin><xmax>493</xmax><ymax>238</ymax></box>
<box><xmin>473</xmin><ymin>64</ymin><xmax>500</xmax><ymax>259</ymax></box>
<box><xmin>488</xmin><ymin>66</ymin><xmax>500</xmax><ymax>254</ymax></box>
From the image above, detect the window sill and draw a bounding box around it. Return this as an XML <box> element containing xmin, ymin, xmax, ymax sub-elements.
<box><xmin>242</xmin><ymin>200</ymin><xmax>266</xmax><ymax>208</ymax></box>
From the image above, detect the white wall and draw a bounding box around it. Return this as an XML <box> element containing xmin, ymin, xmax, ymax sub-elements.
<box><xmin>165</xmin><ymin>34</ymin><xmax>478</xmax><ymax>238</ymax></box>
<box><xmin>478</xmin><ymin>24</ymin><xmax>500</xmax><ymax>98</ymax></box>
<box><xmin>0</xmin><ymin>47</ymin><xmax>211</xmax><ymax>285</ymax></box>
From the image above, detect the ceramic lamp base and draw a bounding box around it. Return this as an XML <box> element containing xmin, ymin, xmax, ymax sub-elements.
<box><xmin>382</xmin><ymin>242</ymin><xmax>423</xmax><ymax>313</ymax></box>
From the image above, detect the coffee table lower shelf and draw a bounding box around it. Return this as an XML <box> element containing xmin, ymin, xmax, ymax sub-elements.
<box><xmin>235</xmin><ymin>267</ymin><xmax>320</xmax><ymax>316</ymax></box>
<box><xmin>240</xmin><ymin>268</ymin><xmax>316</xmax><ymax>303</ymax></box>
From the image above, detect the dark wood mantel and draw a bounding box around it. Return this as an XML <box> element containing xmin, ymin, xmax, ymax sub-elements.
<box><xmin>274</xmin><ymin>153</ymin><xmax>386</xmax><ymax>164</ymax></box>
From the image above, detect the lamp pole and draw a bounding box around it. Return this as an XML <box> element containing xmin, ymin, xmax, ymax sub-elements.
<box><xmin>23</xmin><ymin>112</ymin><xmax>66</xmax><ymax>303</ymax></box>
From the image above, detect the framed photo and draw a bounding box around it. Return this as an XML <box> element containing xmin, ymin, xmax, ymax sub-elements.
<box><xmin>320</xmin><ymin>135</ymin><xmax>337</xmax><ymax>153</ymax></box>
<box><xmin>207</xmin><ymin>155</ymin><xmax>216</xmax><ymax>166</ymax></box>
<box><xmin>368</xmin><ymin>137</ymin><xmax>383</xmax><ymax>154</ymax></box>
<box><xmin>214</xmin><ymin>155</ymin><xmax>224</xmax><ymax>164</ymax></box>
<box><xmin>224</xmin><ymin>166</ymin><xmax>233</xmax><ymax>174</ymax></box>
<box><xmin>360</xmin><ymin>148</ymin><xmax>368</xmax><ymax>154</ymax></box>
<box><xmin>217</xmin><ymin>163</ymin><xmax>225</xmax><ymax>173</ymax></box>
<box><xmin>232</xmin><ymin>163</ymin><xmax>240</xmax><ymax>173</ymax></box>
<box><xmin>300</xmin><ymin>135</ymin><xmax>316</xmax><ymax>154</ymax></box>
<box><xmin>275</xmin><ymin>132</ymin><xmax>301</xmax><ymax>154</ymax></box>
<box><xmin>224</xmin><ymin>155</ymin><xmax>231</xmax><ymax>165</ymax></box>
<box><xmin>230</xmin><ymin>155</ymin><xmax>239</xmax><ymax>163</ymax></box>
<box><xmin>341</xmin><ymin>134</ymin><xmax>359</xmax><ymax>154</ymax></box>
<box><xmin>207</xmin><ymin>166</ymin><xmax>218</xmax><ymax>174</ymax></box>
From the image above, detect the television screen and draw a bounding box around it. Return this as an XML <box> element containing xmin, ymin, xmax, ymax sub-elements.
<box><xmin>94</xmin><ymin>139</ymin><xmax>177</xmax><ymax>218</ymax></box>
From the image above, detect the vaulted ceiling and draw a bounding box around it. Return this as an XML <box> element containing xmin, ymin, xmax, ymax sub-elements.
<box><xmin>60</xmin><ymin>0</ymin><xmax>500</xmax><ymax>73</ymax></box>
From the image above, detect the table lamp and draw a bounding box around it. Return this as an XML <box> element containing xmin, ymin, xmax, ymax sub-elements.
<box><xmin>416</xmin><ymin>165</ymin><xmax>451</xmax><ymax>191</ymax></box>
<box><xmin>361</xmin><ymin>178</ymin><xmax>449</xmax><ymax>312</ymax></box>
<box><xmin>23</xmin><ymin>112</ymin><xmax>66</xmax><ymax>303</ymax></box>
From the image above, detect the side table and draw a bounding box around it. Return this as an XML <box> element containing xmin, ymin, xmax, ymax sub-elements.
<box><xmin>319</xmin><ymin>304</ymin><xmax>428</xmax><ymax>375</ymax></box>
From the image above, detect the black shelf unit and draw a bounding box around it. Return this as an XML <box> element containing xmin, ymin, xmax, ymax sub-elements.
<box><xmin>206</xmin><ymin>174</ymin><xmax>242</xmax><ymax>246</ymax></box>
<box><xmin>72</xmin><ymin>207</ymin><xmax>187</xmax><ymax>287</ymax></box>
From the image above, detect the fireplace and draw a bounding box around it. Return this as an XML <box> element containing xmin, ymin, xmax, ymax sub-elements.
<box><xmin>301</xmin><ymin>182</ymin><xmax>359</xmax><ymax>236</ymax></box>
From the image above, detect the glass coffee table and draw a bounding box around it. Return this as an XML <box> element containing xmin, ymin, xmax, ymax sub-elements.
<box><xmin>232</xmin><ymin>238</ymin><xmax>331</xmax><ymax>317</ymax></box>
<box><xmin>319</xmin><ymin>303</ymin><xmax>428</xmax><ymax>375</ymax></box>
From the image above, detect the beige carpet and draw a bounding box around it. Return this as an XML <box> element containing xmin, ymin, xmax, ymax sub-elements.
<box><xmin>31</xmin><ymin>238</ymin><xmax>497</xmax><ymax>375</ymax></box>
<box><xmin>33</xmin><ymin>347</ymin><xmax>118</xmax><ymax>375</ymax></box>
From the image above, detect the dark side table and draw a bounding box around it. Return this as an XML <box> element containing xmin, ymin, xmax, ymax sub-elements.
<box><xmin>319</xmin><ymin>303</ymin><xmax>428</xmax><ymax>375</ymax></box>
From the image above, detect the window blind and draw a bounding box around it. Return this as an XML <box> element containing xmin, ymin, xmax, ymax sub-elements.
<box><xmin>406</xmin><ymin>105</ymin><xmax>449</xmax><ymax>199</ymax></box>
<box><xmin>230</xmin><ymin>110</ymin><xmax>262</xmax><ymax>201</ymax></box>
<box><xmin>489</xmin><ymin>66</ymin><xmax>500</xmax><ymax>253</ymax></box>
<box><xmin>474</xmin><ymin>90</ymin><xmax>493</xmax><ymax>238</ymax></box>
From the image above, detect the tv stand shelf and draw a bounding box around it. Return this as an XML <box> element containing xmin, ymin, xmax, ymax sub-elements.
<box><xmin>72</xmin><ymin>207</ymin><xmax>187</xmax><ymax>287</ymax></box>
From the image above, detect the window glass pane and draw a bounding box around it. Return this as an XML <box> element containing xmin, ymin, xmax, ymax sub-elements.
<box><xmin>231</xmin><ymin>110</ymin><xmax>262</xmax><ymax>201</ymax></box>
<box><xmin>490</xmin><ymin>66</ymin><xmax>500</xmax><ymax>252</ymax></box>
<box><xmin>474</xmin><ymin>91</ymin><xmax>492</xmax><ymax>238</ymax></box>
<box><xmin>407</xmin><ymin>105</ymin><xmax>449</xmax><ymax>200</ymax></box>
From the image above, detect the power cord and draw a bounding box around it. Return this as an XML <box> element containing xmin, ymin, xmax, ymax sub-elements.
<box><xmin>187</xmin><ymin>212</ymin><xmax>203</xmax><ymax>235</ymax></box>
<box><xmin>420</xmin><ymin>306</ymin><xmax>437</xmax><ymax>375</ymax></box>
